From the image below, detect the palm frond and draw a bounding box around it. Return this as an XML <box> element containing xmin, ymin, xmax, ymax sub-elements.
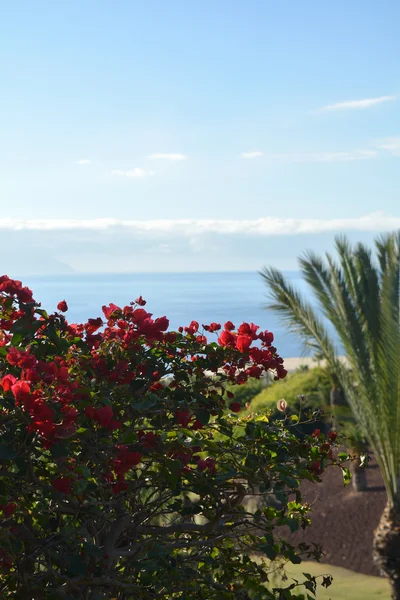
<box><xmin>261</xmin><ymin>232</ymin><xmax>400</xmax><ymax>504</ymax></box>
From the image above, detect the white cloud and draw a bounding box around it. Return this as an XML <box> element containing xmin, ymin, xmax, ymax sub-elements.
<box><xmin>111</xmin><ymin>168</ymin><xmax>147</xmax><ymax>178</ymax></box>
<box><xmin>0</xmin><ymin>212</ymin><xmax>399</xmax><ymax>235</ymax></box>
<box><xmin>76</xmin><ymin>159</ymin><xmax>92</xmax><ymax>165</ymax></box>
<box><xmin>377</xmin><ymin>137</ymin><xmax>400</xmax><ymax>156</ymax></box>
<box><xmin>317</xmin><ymin>95</ymin><xmax>395</xmax><ymax>112</ymax></box>
<box><xmin>241</xmin><ymin>151</ymin><xmax>264</xmax><ymax>159</ymax></box>
<box><xmin>268</xmin><ymin>150</ymin><xmax>377</xmax><ymax>163</ymax></box>
<box><xmin>148</xmin><ymin>153</ymin><xmax>187</xmax><ymax>161</ymax></box>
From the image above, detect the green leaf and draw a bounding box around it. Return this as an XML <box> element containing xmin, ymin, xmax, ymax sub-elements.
<box><xmin>65</xmin><ymin>553</ymin><xmax>88</xmax><ymax>577</ymax></box>
<box><xmin>195</xmin><ymin>409</ymin><xmax>210</xmax><ymax>426</ymax></box>
<box><xmin>0</xmin><ymin>445</ymin><xmax>17</xmax><ymax>460</ymax></box>
<box><xmin>50</xmin><ymin>443</ymin><xmax>69</xmax><ymax>459</ymax></box>
<box><xmin>133</xmin><ymin>394</ymin><xmax>158</xmax><ymax>411</ymax></box>
<box><xmin>11</xmin><ymin>332</ymin><xmax>24</xmax><ymax>346</ymax></box>
<box><xmin>341</xmin><ymin>466</ymin><xmax>351</xmax><ymax>486</ymax></box>
<box><xmin>164</xmin><ymin>459</ymin><xmax>181</xmax><ymax>490</ymax></box>
<box><xmin>321</xmin><ymin>574</ymin><xmax>333</xmax><ymax>588</ymax></box>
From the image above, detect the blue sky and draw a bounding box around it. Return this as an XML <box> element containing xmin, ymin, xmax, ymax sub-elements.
<box><xmin>1</xmin><ymin>1</ymin><xmax>400</xmax><ymax>273</ymax></box>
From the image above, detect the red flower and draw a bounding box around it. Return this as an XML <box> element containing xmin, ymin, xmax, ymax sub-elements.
<box><xmin>94</xmin><ymin>405</ymin><xmax>114</xmax><ymax>427</ymax></box>
<box><xmin>1</xmin><ymin>374</ymin><xmax>16</xmax><ymax>392</ymax></box>
<box><xmin>11</xmin><ymin>380</ymin><xmax>31</xmax><ymax>404</ymax></box>
<box><xmin>85</xmin><ymin>405</ymin><xmax>116</xmax><ymax>429</ymax></box>
<box><xmin>238</xmin><ymin>322</ymin><xmax>258</xmax><ymax>337</ymax></box>
<box><xmin>102</xmin><ymin>303</ymin><xmax>121</xmax><ymax>320</ymax></box>
<box><xmin>203</xmin><ymin>322</ymin><xmax>221</xmax><ymax>332</ymax></box>
<box><xmin>184</xmin><ymin>320</ymin><xmax>199</xmax><ymax>335</ymax></box>
<box><xmin>112</xmin><ymin>480</ymin><xmax>128</xmax><ymax>495</ymax></box>
<box><xmin>236</xmin><ymin>334</ymin><xmax>252</xmax><ymax>352</ymax></box>
<box><xmin>57</xmin><ymin>300</ymin><xmax>68</xmax><ymax>312</ymax></box>
<box><xmin>310</xmin><ymin>461</ymin><xmax>323</xmax><ymax>475</ymax></box>
<box><xmin>246</xmin><ymin>365</ymin><xmax>262</xmax><ymax>378</ymax></box>
<box><xmin>112</xmin><ymin>449</ymin><xmax>142</xmax><ymax>476</ymax></box>
<box><xmin>85</xmin><ymin>406</ymin><xmax>96</xmax><ymax>420</ymax></box>
<box><xmin>85</xmin><ymin>317</ymin><xmax>103</xmax><ymax>334</ymax></box>
<box><xmin>229</xmin><ymin>401</ymin><xmax>241</xmax><ymax>413</ymax></box>
<box><xmin>52</xmin><ymin>477</ymin><xmax>72</xmax><ymax>494</ymax></box>
<box><xmin>138</xmin><ymin>431</ymin><xmax>159</xmax><ymax>449</ymax></box>
<box><xmin>328</xmin><ymin>431</ymin><xmax>337</xmax><ymax>442</ymax></box>
<box><xmin>6</xmin><ymin>347</ymin><xmax>21</xmax><ymax>366</ymax></box>
<box><xmin>319</xmin><ymin>443</ymin><xmax>331</xmax><ymax>454</ymax></box>
<box><xmin>154</xmin><ymin>316</ymin><xmax>169</xmax><ymax>331</ymax></box>
<box><xmin>224</xmin><ymin>321</ymin><xmax>235</xmax><ymax>331</ymax></box>
<box><xmin>218</xmin><ymin>330</ymin><xmax>236</xmax><ymax>348</ymax></box>
<box><xmin>135</xmin><ymin>296</ymin><xmax>146</xmax><ymax>306</ymax></box>
<box><xmin>197</xmin><ymin>457</ymin><xmax>216</xmax><ymax>474</ymax></box>
<box><xmin>1</xmin><ymin>503</ymin><xmax>16</xmax><ymax>518</ymax></box>
<box><xmin>175</xmin><ymin>410</ymin><xmax>192</xmax><ymax>427</ymax></box>
<box><xmin>259</xmin><ymin>330</ymin><xmax>274</xmax><ymax>345</ymax></box>
<box><xmin>312</xmin><ymin>429</ymin><xmax>321</xmax><ymax>438</ymax></box>
<box><xmin>276</xmin><ymin>367</ymin><xmax>287</xmax><ymax>379</ymax></box>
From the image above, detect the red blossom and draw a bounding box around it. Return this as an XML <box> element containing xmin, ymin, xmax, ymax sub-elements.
<box><xmin>224</xmin><ymin>321</ymin><xmax>235</xmax><ymax>331</ymax></box>
<box><xmin>175</xmin><ymin>410</ymin><xmax>192</xmax><ymax>427</ymax></box>
<box><xmin>218</xmin><ymin>330</ymin><xmax>236</xmax><ymax>348</ymax></box>
<box><xmin>154</xmin><ymin>316</ymin><xmax>169</xmax><ymax>331</ymax></box>
<box><xmin>310</xmin><ymin>461</ymin><xmax>323</xmax><ymax>475</ymax></box>
<box><xmin>95</xmin><ymin>405</ymin><xmax>114</xmax><ymax>427</ymax></box>
<box><xmin>102</xmin><ymin>303</ymin><xmax>121</xmax><ymax>320</ymax></box>
<box><xmin>11</xmin><ymin>380</ymin><xmax>31</xmax><ymax>404</ymax></box>
<box><xmin>138</xmin><ymin>431</ymin><xmax>159</xmax><ymax>449</ymax></box>
<box><xmin>259</xmin><ymin>330</ymin><xmax>274</xmax><ymax>345</ymax></box>
<box><xmin>85</xmin><ymin>317</ymin><xmax>103</xmax><ymax>334</ymax></box>
<box><xmin>236</xmin><ymin>334</ymin><xmax>252</xmax><ymax>353</ymax></box>
<box><xmin>1</xmin><ymin>374</ymin><xmax>16</xmax><ymax>392</ymax></box>
<box><xmin>229</xmin><ymin>401</ymin><xmax>241</xmax><ymax>413</ymax></box>
<box><xmin>1</xmin><ymin>503</ymin><xmax>16</xmax><ymax>518</ymax></box>
<box><xmin>184</xmin><ymin>320</ymin><xmax>199</xmax><ymax>335</ymax></box>
<box><xmin>57</xmin><ymin>300</ymin><xmax>68</xmax><ymax>312</ymax></box>
<box><xmin>328</xmin><ymin>431</ymin><xmax>337</xmax><ymax>442</ymax></box>
<box><xmin>52</xmin><ymin>477</ymin><xmax>72</xmax><ymax>495</ymax></box>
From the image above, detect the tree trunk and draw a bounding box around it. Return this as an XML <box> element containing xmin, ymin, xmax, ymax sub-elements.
<box><xmin>350</xmin><ymin>457</ymin><xmax>368</xmax><ymax>492</ymax></box>
<box><xmin>373</xmin><ymin>500</ymin><xmax>400</xmax><ymax>599</ymax></box>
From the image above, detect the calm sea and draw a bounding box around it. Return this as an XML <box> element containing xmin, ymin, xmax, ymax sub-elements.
<box><xmin>19</xmin><ymin>272</ymin><xmax>313</xmax><ymax>358</ymax></box>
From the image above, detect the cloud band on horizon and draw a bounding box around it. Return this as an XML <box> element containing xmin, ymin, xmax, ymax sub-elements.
<box><xmin>1</xmin><ymin>213</ymin><xmax>399</xmax><ymax>235</ymax></box>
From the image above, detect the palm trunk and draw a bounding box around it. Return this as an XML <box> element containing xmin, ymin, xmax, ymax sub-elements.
<box><xmin>373</xmin><ymin>500</ymin><xmax>400</xmax><ymax>599</ymax></box>
<box><xmin>350</xmin><ymin>454</ymin><xmax>368</xmax><ymax>492</ymax></box>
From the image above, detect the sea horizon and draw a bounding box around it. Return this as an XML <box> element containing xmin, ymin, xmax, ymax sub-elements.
<box><xmin>12</xmin><ymin>270</ymin><xmax>326</xmax><ymax>360</ymax></box>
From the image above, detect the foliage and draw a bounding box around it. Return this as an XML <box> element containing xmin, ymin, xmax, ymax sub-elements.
<box><xmin>261</xmin><ymin>232</ymin><xmax>400</xmax><ymax>505</ymax></box>
<box><xmin>265</xmin><ymin>561</ymin><xmax>391</xmax><ymax>600</ymax></box>
<box><xmin>0</xmin><ymin>276</ymin><xmax>344</xmax><ymax>599</ymax></box>
<box><xmin>246</xmin><ymin>367</ymin><xmax>333</xmax><ymax>436</ymax></box>
<box><xmin>226</xmin><ymin>377</ymin><xmax>263</xmax><ymax>408</ymax></box>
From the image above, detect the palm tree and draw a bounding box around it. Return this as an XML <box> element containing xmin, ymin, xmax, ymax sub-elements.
<box><xmin>261</xmin><ymin>232</ymin><xmax>400</xmax><ymax>599</ymax></box>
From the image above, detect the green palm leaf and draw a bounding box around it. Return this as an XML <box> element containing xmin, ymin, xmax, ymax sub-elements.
<box><xmin>261</xmin><ymin>233</ymin><xmax>400</xmax><ymax>504</ymax></box>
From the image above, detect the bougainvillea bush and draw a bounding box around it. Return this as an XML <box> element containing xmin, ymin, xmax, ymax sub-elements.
<box><xmin>0</xmin><ymin>276</ymin><xmax>341</xmax><ymax>599</ymax></box>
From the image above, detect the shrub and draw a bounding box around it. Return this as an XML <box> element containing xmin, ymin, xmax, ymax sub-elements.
<box><xmin>226</xmin><ymin>377</ymin><xmax>263</xmax><ymax>408</ymax></box>
<box><xmin>0</xmin><ymin>277</ymin><xmax>342</xmax><ymax>599</ymax></box>
<box><xmin>244</xmin><ymin>367</ymin><xmax>334</xmax><ymax>436</ymax></box>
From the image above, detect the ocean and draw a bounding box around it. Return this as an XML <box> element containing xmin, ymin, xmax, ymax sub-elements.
<box><xmin>19</xmin><ymin>271</ymin><xmax>314</xmax><ymax>359</ymax></box>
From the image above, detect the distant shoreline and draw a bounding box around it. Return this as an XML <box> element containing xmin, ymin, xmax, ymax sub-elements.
<box><xmin>284</xmin><ymin>356</ymin><xmax>347</xmax><ymax>372</ymax></box>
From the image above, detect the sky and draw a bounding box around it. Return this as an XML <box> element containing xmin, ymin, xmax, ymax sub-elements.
<box><xmin>1</xmin><ymin>0</ymin><xmax>400</xmax><ymax>273</ymax></box>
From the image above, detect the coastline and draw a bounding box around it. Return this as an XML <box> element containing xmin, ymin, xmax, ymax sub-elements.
<box><xmin>284</xmin><ymin>356</ymin><xmax>347</xmax><ymax>373</ymax></box>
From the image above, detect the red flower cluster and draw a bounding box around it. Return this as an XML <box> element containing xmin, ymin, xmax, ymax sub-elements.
<box><xmin>0</xmin><ymin>274</ymin><xmax>288</xmax><ymax>502</ymax></box>
<box><xmin>85</xmin><ymin>405</ymin><xmax>122</xmax><ymax>430</ymax></box>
